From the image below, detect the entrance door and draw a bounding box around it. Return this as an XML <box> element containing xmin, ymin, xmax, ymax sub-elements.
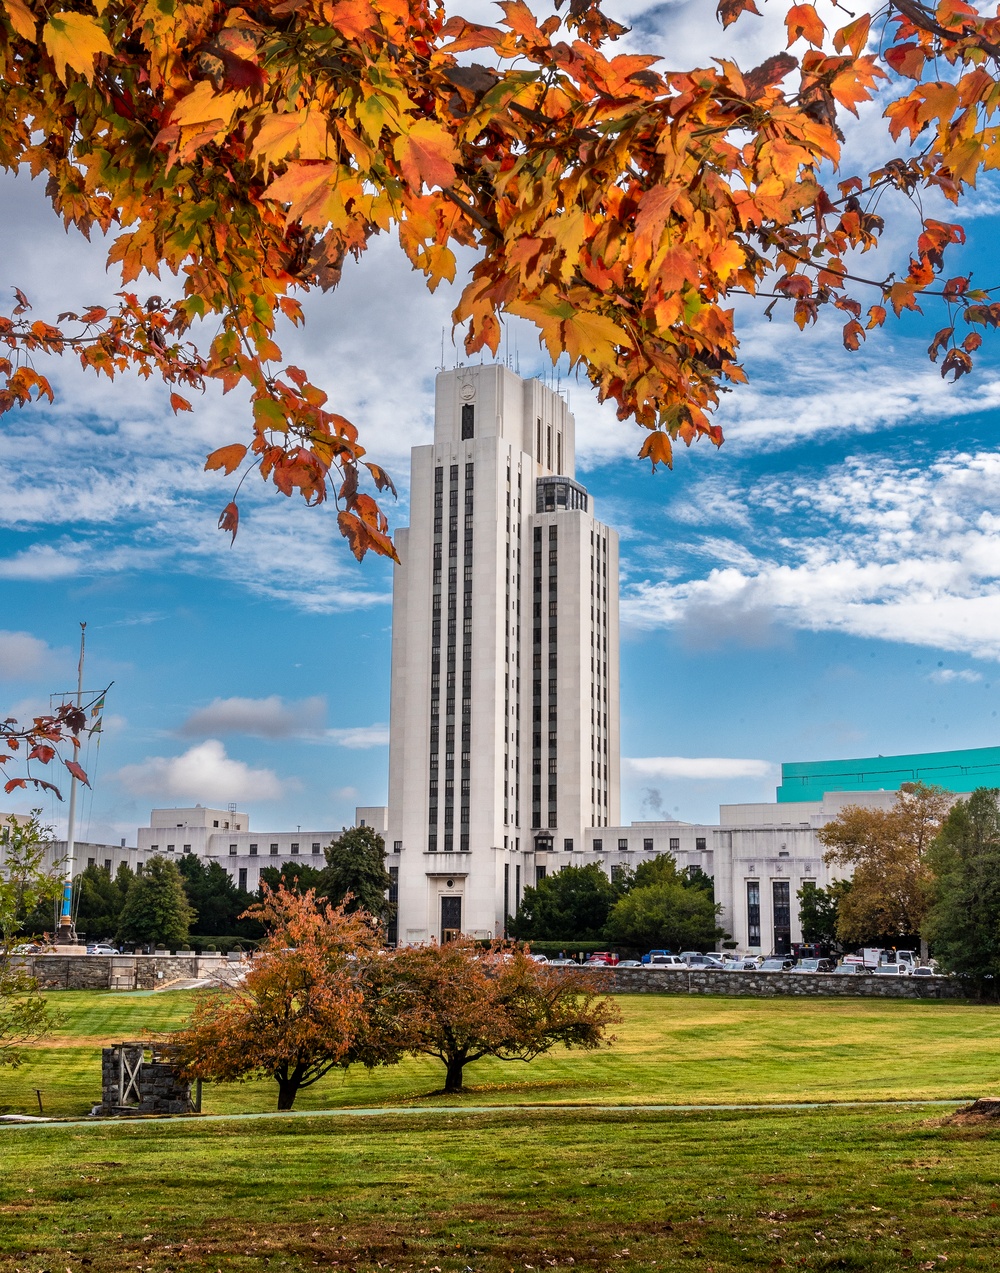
<box><xmin>441</xmin><ymin>895</ymin><xmax>462</xmax><ymax>942</ymax></box>
<box><xmin>772</xmin><ymin>881</ymin><xmax>791</xmax><ymax>955</ymax></box>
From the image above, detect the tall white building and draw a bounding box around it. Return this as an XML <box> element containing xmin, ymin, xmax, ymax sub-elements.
<box><xmin>387</xmin><ymin>366</ymin><xmax>620</xmax><ymax>942</ymax></box>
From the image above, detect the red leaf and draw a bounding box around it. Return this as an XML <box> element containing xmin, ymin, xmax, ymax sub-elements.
<box><xmin>170</xmin><ymin>392</ymin><xmax>193</xmax><ymax>413</ymax></box>
<box><xmin>64</xmin><ymin>759</ymin><xmax>90</xmax><ymax>786</ymax></box>
<box><xmin>4</xmin><ymin>778</ymin><xmax>27</xmax><ymax>792</ymax></box>
<box><xmin>717</xmin><ymin>0</ymin><xmax>760</xmax><ymax>28</ymax></box>
<box><xmin>218</xmin><ymin>500</ymin><xmax>240</xmax><ymax>544</ymax></box>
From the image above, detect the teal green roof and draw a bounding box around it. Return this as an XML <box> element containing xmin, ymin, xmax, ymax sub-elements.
<box><xmin>777</xmin><ymin>745</ymin><xmax>1000</xmax><ymax>803</ymax></box>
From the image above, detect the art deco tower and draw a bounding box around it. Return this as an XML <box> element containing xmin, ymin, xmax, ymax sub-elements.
<box><xmin>387</xmin><ymin>365</ymin><xmax>620</xmax><ymax>942</ymax></box>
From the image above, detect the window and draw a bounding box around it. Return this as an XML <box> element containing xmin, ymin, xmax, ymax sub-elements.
<box><xmin>564</xmin><ymin>838</ymin><xmax>574</xmax><ymax>851</ymax></box>
<box><xmin>669</xmin><ymin>837</ymin><xmax>680</xmax><ymax>852</ymax></box>
<box><xmin>150</xmin><ymin>844</ymin><xmax>158</xmax><ymax>852</ymax></box>
<box><xmin>238</xmin><ymin>868</ymin><xmax>247</xmax><ymax>891</ymax></box>
<box><xmin>696</xmin><ymin>837</ymin><xmax>707</xmax><ymax>852</ymax></box>
<box><xmin>269</xmin><ymin>843</ymin><xmax>279</xmax><ymax>856</ymax></box>
<box><xmin>311</xmin><ymin>843</ymin><xmax>321</xmax><ymax>855</ymax></box>
<box><xmin>461</xmin><ymin>403</ymin><xmax>474</xmax><ymax>439</ymax></box>
<box><xmin>593</xmin><ymin>838</ymin><xmax>603</xmax><ymax>851</ymax></box>
<box><xmin>536</xmin><ymin>865</ymin><xmax>547</xmax><ymax>883</ymax></box>
<box><xmin>773</xmin><ymin>881</ymin><xmax>791</xmax><ymax>954</ymax></box>
<box><xmin>394</xmin><ymin>840</ymin><xmax>403</xmax><ymax>852</ymax></box>
<box><xmin>104</xmin><ymin>859</ymin><xmax>112</xmax><ymax>872</ymax></box>
<box><xmin>229</xmin><ymin>844</ymin><xmax>238</xmax><ymax>855</ymax></box>
<box><xmin>183</xmin><ymin>844</ymin><xmax>191</xmax><ymax>853</ymax></box>
<box><xmin>249</xmin><ymin>844</ymin><xmax>257</xmax><ymax>856</ymax></box>
<box><xmin>747</xmin><ymin>882</ymin><xmax>761</xmax><ymax>947</ymax></box>
<box><xmin>166</xmin><ymin>844</ymin><xmax>175</xmax><ymax>852</ymax></box>
<box><xmin>618</xmin><ymin>838</ymin><xmax>628</xmax><ymax>851</ymax></box>
<box><xmin>643</xmin><ymin>838</ymin><xmax>654</xmax><ymax>852</ymax></box>
<box><xmin>291</xmin><ymin>842</ymin><xmax>299</xmax><ymax>855</ymax></box>
<box><xmin>213</xmin><ymin>820</ymin><xmax>219</xmax><ymax>827</ymax></box>
<box><xmin>87</xmin><ymin>857</ymin><xmax>95</xmax><ymax>868</ymax></box>
<box><xmin>611</xmin><ymin>864</ymin><xmax>625</xmax><ymax>883</ymax></box>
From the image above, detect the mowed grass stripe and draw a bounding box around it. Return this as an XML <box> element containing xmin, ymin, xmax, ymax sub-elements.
<box><xmin>1</xmin><ymin>1106</ymin><xmax>999</xmax><ymax>1272</ymax></box>
<box><xmin>2</xmin><ymin>990</ymin><xmax>998</xmax><ymax>1118</ymax></box>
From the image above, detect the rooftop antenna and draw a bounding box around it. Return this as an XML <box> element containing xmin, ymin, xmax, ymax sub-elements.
<box><xmin>440</xmin><ymin>327</ymin><xmax>445</xmax><ymax>371</ymax></box>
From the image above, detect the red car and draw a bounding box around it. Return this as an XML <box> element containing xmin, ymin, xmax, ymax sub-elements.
<box><xmin>584</xmin><ymin>952</ymin><xmax>620</xmax><ymax>966</ymax></box>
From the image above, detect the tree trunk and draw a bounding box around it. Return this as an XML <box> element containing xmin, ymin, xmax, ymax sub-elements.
<box><xmin>920</xmin><ymin>936</ymin><xmax>929</xmax><ymax>964</ymax></box>
<box><xmin>276</xmin><ymin>1075</ymin><xmax>299</xmax><ymax>1110</ymax></box>
<box><xmin>443</xmin><ymin>1055</ymin><xmax>465</xmax><ymax>1094</ymax></box>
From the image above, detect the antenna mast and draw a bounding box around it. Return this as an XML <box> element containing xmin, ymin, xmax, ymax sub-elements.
<box><xmin>57</xmin><ymin>622</ymin><xmax>86</xmax><ymax>945</ymax></box>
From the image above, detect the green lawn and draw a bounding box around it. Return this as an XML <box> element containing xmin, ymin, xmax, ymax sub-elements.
<box><xmin>2</xmin><ymin>1105</ymin><xmax>1000</xmax><ymax>1272</ymax></box>
<box><xmin>2</xmin><ymin>989</ymin><xmax>999</xmax><ymax>1117</ymax></box>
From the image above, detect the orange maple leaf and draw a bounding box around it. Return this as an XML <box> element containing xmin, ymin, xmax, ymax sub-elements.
<box><xmin>393</xmin><ymin>120</ymin><xmax>459</xmax><ymax>191</ymax></box>
<box><xmin>42</xmin><ymin>11</ymin><xmax>113</xmax><ymax>83</ymax></box>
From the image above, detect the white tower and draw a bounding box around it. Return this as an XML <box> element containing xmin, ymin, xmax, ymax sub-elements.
<box><xmin>387</xmin><ymin>366</ymin><xmax>620</xmax><ymax>942</ymax></box>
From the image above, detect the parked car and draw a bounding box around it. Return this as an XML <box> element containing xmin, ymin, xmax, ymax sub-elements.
<box><xmin>759</xmin><ymin>957</ymin><xmax>794</xmax><ymax>972</ymax></box>
<box><xmin>791</xmin><ymin>958</ymin><xmax>835</xmax><ymax>974</ymax></box>
<box><xmin>584</xmin><ymin>952</ymin><xmax>619</xmax><ymax>966</ymax></box>
<box><xmin>648</xmin><ymin>954</ymin><xmax>687</xmax><ymax>968</ymax></box>
<box><xmin>833</xmin><ymin>962</ymin><xmax>871</xmax><ymax>975</ymax></box>
<box><xmin>912</xmin><ymin>965</ymin><xmax>937</xmax><ymax>977</ymax></box>
<box><xmin>686</xmin><ymin>954</ymin><xmax>726</xmax><ymax>970</ymax></box>
<box><xmin>616</xmin><ymin>959</ymin><xmax>643</xmax><ymax>968</ymax></box>
<box><xmin>874</xmin><ymin>963</ymin><xmax>910</xmax><ymax>976</ymax></box>
<box><xmin>86</xmin><ymin>943</ymin><xmax>118</xmax><ymax>955</ymax></box>
<box><xmin>545</xmin><ymin>958</ymin><xmax>577</xmax><ymax>967</ymax></box>
<box><xmin>527</xmin><ymin>953</ymin><xmax>549</xmax><ymax>963</ymax></box>
<box><xmin>733</xmin><ymin>956</ymin><xmax>763</xmax><ymax>971</ymax></box>
<box><xmin>641</xmin><ymin>948</ymin><xmax>673</xmax><ymax>965</ymax></box>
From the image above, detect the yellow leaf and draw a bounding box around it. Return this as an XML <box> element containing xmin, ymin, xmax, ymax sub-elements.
<box><xmin>638</xmin><ymin>431</ymin><xmax>673</xmax><ymax>470</ymax></box>
<box><xmin>42</xmin><ymin>11</ymin><xmax>113</xmax><ymax>83</ymax></box>
<box><xmin>393</xmin><ymin>119</ymin><xmax>458</xmax><ymax>191</ymax></box>
<box><xmin>561</xmin><ymin>309</ymin><xmax>627</xmax><ymax>368</ymax></box>
<box><xmin>251</xmin><ymin>109</ymin><xmax>330</xmax><ymax>170</ymax></box>
<box><xmin>3</xmin><ymin>0</ymin><xmax>37</xmax><ymax>41</ymax></box>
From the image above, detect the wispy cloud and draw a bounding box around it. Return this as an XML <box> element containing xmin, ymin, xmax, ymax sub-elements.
<box><xmin>0</xmin><ymin>630</ymin><xmax>56</xmax><ymax>679</ymax></box>
<box><xmin>929</xmin><ymin>668</ymin><xmax>982</xmax><ymax>684</ymax></box>
<box><xmin>179</xmin><ymin>695</ymin><xmax>327</xmax><ymax>739</ymax></box>
<box><xmin>324</xmin><ymin>723</ymin><xmax>390</xmax><ymax>749</ymax></box>
<box><xmin>624</xmin><ymin>447</ymin><xmax>1000</xmax><ymax>661</ymax></box>
<box><xmin>624</xmin><ymin>756</ymin><xmax>778</xmax><ymax>781</ymax></box>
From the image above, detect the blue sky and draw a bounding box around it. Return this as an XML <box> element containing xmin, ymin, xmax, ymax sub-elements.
<box><xmin>2</xmin><ymin>0</ymin><xmax>999</xmax><ymax>842</ymax></box>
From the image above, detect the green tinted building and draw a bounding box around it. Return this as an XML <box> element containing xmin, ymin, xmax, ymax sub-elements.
<box><xmin>776</xmin><ymin>745</ymin><xmax>1000</xmax><ymax>804</ymax></box>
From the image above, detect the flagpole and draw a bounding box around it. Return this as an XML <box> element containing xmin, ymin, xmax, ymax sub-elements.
<box><xmin>57</xmin><ymin>622</ymin><xmax>86</xmax><ymax>945</ymax></box>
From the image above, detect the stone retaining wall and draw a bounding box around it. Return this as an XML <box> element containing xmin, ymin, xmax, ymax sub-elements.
<box><xmin>14</xmin><ymin>953</ymin><xmax>235</xmax><ymax>991</ymax></box>
<box><xmin>568</xmin><ymin>966</ymin><xmax>966</xmax><ymax>998</ymax></box>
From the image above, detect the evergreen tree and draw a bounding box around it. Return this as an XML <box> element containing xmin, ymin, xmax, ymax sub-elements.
<box><xmin>178</xmin><ymin>854</ymin><xmax>248</xmax><ymax>935</ymax></box>
<box><xmin>258</xmin><ymin>861</ymin><xmax>327</xmax><ymax>898</ymax></box>
<box><xmin>117</xmin><ymin>856</ymin><xmax>195</xmax><ymax>948</ymax></box>
<box><xmin>509</xmin><ymin>863</ymin><xmax>622</xmax><ymax>942</ymax></box>
<box><xmin>322</xmin><ymin>827</ymin><xmax>393</xmax><ymax>921</ymax></box>
<box><xmin>74</xmin><ymin>864</ymin><xmax>128</xmax><ymax>940</ymax></box>
<box><xmin>924</xmin><ymin>788</ymin><xmax>1000</xmax><ymax>995</ymax></box>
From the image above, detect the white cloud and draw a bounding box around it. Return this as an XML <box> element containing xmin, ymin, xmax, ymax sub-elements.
<box><xmin>114</xmin><ymin>739</ymin><xmax>285</xmax><ymax>802</ymax></box>
<box><xmin>929</xmin><ymin>668</ymin><xmax>982</xmax><ymax>684</ymax></box>
<box><xmin>624</xmin><ymin>447</ymin><xmax>1000</xmax><ymax>661</ymax></box>
<box><xmin>0</xmin><ymin>630</ymin><xmax>53</xmax><ymax>679</ymax></box>
<box><xmin>624</xmin><ymin>756</ymin><xmax>777</xmax><ymax>781</ymax></box>
<box><xmin>324</xmin><ymin>723</ymin><xmax>390</xmax><ymax>748</ymax></box>
<box><xmin>180</xmin><ymin>695</ymin><xmax>326</xmax><ymax>739</ymax></box>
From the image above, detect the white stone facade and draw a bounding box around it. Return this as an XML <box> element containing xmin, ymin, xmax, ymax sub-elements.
<box><xmin>386</xmin><ymin>366</ymin><xmax>620</xmax><ymax>942</ymax></box>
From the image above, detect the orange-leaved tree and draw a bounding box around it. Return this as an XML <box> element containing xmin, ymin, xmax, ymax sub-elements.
<box><xmin>0</xmin><ymin>0</ymin><xmax>998</xmax><ymax>561</ymax></box>
<box><xmin>385</xmin><ymin>936</ymin><xmax>620</xmax><ymax>1093</ymax></box>
<box><xmin>171</xmin><ymin>884</ymin><xmax>393</xmax><ymax>1110</ymax></box>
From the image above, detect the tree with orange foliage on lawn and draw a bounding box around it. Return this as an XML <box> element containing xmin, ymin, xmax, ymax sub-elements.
<box><xmin>385</xmin><ymin>937</ymin><xmax>621</xmax><ymax>1094</ymax></box>
<box><xmin>171</xmin><ymin>884</ymin><xmax>395</xmax><ymax>1110</ymax></box>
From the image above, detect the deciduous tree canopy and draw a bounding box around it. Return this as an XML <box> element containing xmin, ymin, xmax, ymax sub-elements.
<box><xmin>116</xmin><ymin>854</ymin><xmax>196</xmax><ymax>947</ymax></box>
<box><xmin>173</xmin><ymin>885</ymin><xmax>389</xmax><ymax>1108</ymax></box>
<box><xmin>819</xmin><ymin>782</ymin><xmax>952</xmax><ymax>947</ymax></box>
<box><xmin>385</xmin><ymin>936</ymin><xmax>620</xmax><ymax>1092</ymax></box>
<box><xmin>0</xmin><ymin>0</ymin><xmax>997</xmax><ymax>565</ymax></box>
<box><xmin>509</xmin><ymin>861</ymin><xmax>624</xmax><ymax>942</ymax></box>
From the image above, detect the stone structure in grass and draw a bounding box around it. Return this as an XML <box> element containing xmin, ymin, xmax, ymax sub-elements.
<box><xmin>97</xmin><ymin>1041</ymin><xmax>199</xmax><ymax>1116</ymax></box>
